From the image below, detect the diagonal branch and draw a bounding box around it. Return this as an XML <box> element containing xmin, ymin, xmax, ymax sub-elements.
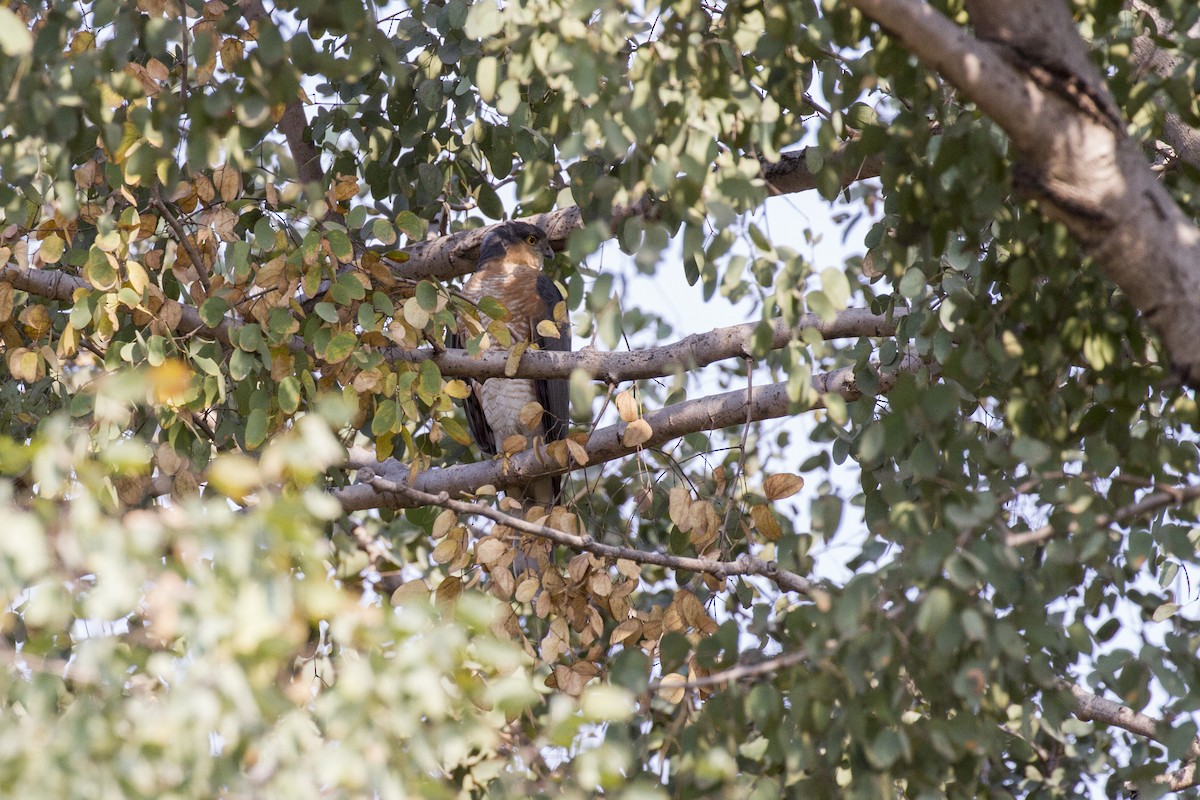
<box><xmin>334</xmin><ymin>354</ymin><xmax>924</xmax><ymax>512</ymax></box>
<box><xmin>1066</xmin><ymin>681</ymin><xmax>1200</xmax><ymax>791</ymax></box>
<box><xmin>389</xmin><ymin>307</ymin><xmax>904</xmax><ymax>382</ymax></box>
<box><xmin>367</xmin><ymin>480</ymin><xmax>816</xmax><ymax>595</ymax></box>
<box><xmin>150</xmin><ymin>189</ymin><xmax>211</xmax><ymax>296</ymax></box>
<box><xmin>845</xmin><ymin>0</ymin><xmax>1200</xmax><ymax>387</ymax></box>
<box><xmin>1005</xmin><ymin>482</ymin><xmax>1200</xmax><ymax>547</ymax></box>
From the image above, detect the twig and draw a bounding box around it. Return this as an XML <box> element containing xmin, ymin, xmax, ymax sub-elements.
<box><xmin>648</xmin><ymin>649</ymin><xmax>808</xmax><ymax>690</ymax></box>
<box><xmin>363</xmin><ymin>477</ymin><xmax>817</xmax><ymax>596</ymax></box>
<box><xmin>150</xmin><ymin>188</ymin><xmax>211</xmax><ymax>295</ymax></box>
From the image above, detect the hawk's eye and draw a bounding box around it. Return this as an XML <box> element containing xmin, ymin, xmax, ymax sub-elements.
<box><xmin>525</xmin><ymin>235</ymin><xmax>538</xmax><ymax>245</ymax></box>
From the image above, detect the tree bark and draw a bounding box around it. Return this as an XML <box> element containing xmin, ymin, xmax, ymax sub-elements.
<box><xmin>845</xmin><ymin>0</ymin><xmax>1200</xmax><ymax>387</ymax></box>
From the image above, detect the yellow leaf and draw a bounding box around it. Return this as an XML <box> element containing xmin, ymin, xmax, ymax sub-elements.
<box><xmin>443</xmin><ymin>378</ymin><xmax>471</xmax><ymax>399</ymax></box>
<box><xmin>621</xmin><ymin>418</ymin><xmax>653</xmax><ymax>447</ymax></box>
<box><xmin>7</xmin><ymin>348</ymin><xmax>41</xmax><ymax>382</ymax></box>
<box><xmin>536</xmin><ymin>318</ymin><xmax>560</xmax><ymax>339</ymax></box>
<box><xmin>403</xmin><ymin>296</ymin><xmax>430</xmax><ymax>329</ymax></box>
<box><xmin>764</xmin><ymin>472</ymin><xmax>805</xmax><ymax>501</ymax></box>
<box><xmin>615</xmin><ymin>390</ymin><xmax>638</xmax><ymax>423</ymax></box>
<box><xmin>504</xmin><ymin>341</ymin><xmax>527</xmax><ymax>377</ymax></box>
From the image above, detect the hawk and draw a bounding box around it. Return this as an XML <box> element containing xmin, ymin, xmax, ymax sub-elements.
<box><xmin>453</xmin><ymin>221</ymin><xmax>570</xmax><ymax>509</ymax></box>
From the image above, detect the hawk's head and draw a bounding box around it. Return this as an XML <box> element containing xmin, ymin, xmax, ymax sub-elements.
<box><xmin>477</xmin><ymin>221</ymin><xmax>554</xmax><ymax>269</ymax></box>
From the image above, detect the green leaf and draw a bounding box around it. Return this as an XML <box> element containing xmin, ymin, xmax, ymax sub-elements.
<box><xmin>418</xmin><ymin>360</ymin><xmax>441</xmax><ymax>398</ymax></box>
<box><xmin>277</xmin><ymin>376</ymin><xmax>301</xmax><ymax>414</ymax></box>
<box><xmin>324</xmin><ymin>331</ymin><xmax>357</xmax><ymax>363</ymax></box>
<box><xmin>200</xmin><ymin>296</ymin><xmax>230</xmax><ymax>327</ymax></box>
<box><xmin>395</xmin><ymin>211</ymin><xmax>427</xmax><ymax>242</ymax></box>
<box><xmin>245</xmin><ymin>407</ymin><xmax>268</xmax><ymax>449</ymax></box>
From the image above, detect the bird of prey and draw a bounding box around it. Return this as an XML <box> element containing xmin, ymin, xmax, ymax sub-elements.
<box><xmin>453</xmin><ymin>221</ymin><xmax>570</xmax><ymax>509</ymax></box>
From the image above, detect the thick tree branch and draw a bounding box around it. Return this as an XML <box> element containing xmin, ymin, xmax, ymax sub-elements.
<box><xmin>371</xmin><ymin>481</ymin><xmax>816</xmax><ymax>595</ymax></box>
<box><xmin>1129</xmin><ymin>1</ymin><xmax>1200</xmax><ymax>171</ymax></box>
<box><xmin>386</xmin><ymin>145</ymin><xmax>885</xmax><ymax>282</ymax></box>
<box><xmin>388</xmin><ymin>307</ymin><xmax>904</xmax><ymax>382</ymax></box>
<box><xmin>0</xmin><ymin>264</ymin><xmax>233</xmax><ymax>348</ymax></box>
<box><xmin>1005</xmin><ymin>482</ymin><xmax>1200</xmax><ymax>548</ymax></box>
<box><xmin>1067</xmin><ymin>682</ymin><xmax>1200</xmax><ymax>791</ymax></box>
<box><xmin>845</xmin><ymin>0</ymin><xmax>1200</xmax><ymax>386</ymax></box>
<box><xmin>335</xmin><ymin>354</ymin><xmax>924</xmax><ymax>512</ymax></box>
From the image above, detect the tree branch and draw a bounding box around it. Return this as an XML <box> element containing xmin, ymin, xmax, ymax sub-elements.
<box><xmin>388</xmin><ymin>307</ymin><xmax>904</xmax><ymax>382</ymax></box>
<box><xmin>0</xmin><ymin>262</ymin><xmax>308</xmax><ymax>355</ymax></box>
<box><xmin>1005</xmin><ymin>482</ymin><xmax>1200</xmax><ymax>547</ymax></box>
<box><xmin>335</xmin><ymin>354</ymin><xmax>924</xmax><ymax>512</ymax></box>
<box><xmin>386</xmin><ymin>145</ymin><xmax>885</xmax><ymax>282</ymax></box>
<box><xmin>1066</xmin><ymin>681</ymin><xmax>1200</xmax><ymax>791</ymax></box>
<box><xmin>365</xmin><ymin>480</ymin><xmax>816</xmax><ymax>595</ymax></box>
<box><xmin>845</xmin><ymin>0</ymin><xmax>1200</xmax><ymax>386</ymax></box>
<box><xmin>1129</xmin><ymin>1</ymin><xmax>1200</xmax><ymax>172</ymax></box>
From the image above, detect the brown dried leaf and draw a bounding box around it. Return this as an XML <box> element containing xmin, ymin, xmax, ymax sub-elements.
<box><xmin>0</xmin><ymin>282</ymin><xmax>13</xmax><ymax>323</ymax></box>
<box><xmin>431</xmin><ymin>536</ymin><xmax>462</xmax><ymax>565</ymax></box>
<box><xmin>621</xmin><ymin>418</ymin><xmax>653</xmax><ymax>447</ymax></box>
<box><xmin>211</xmin><ymin>164</ymin><xmax>242</xmax><ymax>202</ymax></box>
<box><xmin>588</xmin><ymin>571</ymin><xmax>613</xmax><ymax>597</ymax></box>
<box><xmin>518</xmin><ymin>401</ymin><xmax>544</xmax><ymax>431</ymax></box>
<box><xmin>390</xmin><ymin>579</ymin><xmax>430</xmax><ymax>605</ymax></box>
<box><xmin>750</xmin><ymin>504</ymin><xmax>782</xmax><ymax>542</ymax></box>
<box><xmin>434</xmin><ymin>576</ymin><xmax>462</xmax><ymax>606</ymax></box>
<box><xmin>614</xmin><ymin>390</ymin><xmax>638</xmax><ymax>423</ymax></box>
<box><xmin>764</xmin><ymin>472</ymin><xmax>805</xmax><ymax>502</ymax></box>
<box><xmin>567</xmin><ymin>553</ymin><xmax>591</xmax><ymax>585</ymax></box>
<box><xmin>515</xmin><ymin>577</ymin><xmax>540</xmax><ymax>604</ymax></box>
<box><xmin>540</xmin><ymin>617</ymin><xmax>570</xmax><ymax>663</ymax></box>
<box><xmin>501</xmin><ymin>434</ymin><xmax>528</xmax><ymax>456</ymax></box>
<box><xmin>475</xmin><ymin>537</ymin><xmax>507</xmax><ymax>566</ymax></box>
<box><xmin>431</xmin><ymin>508</ymin><xmax>457</xmax><ymax>539</ymax></box>
<box><xmin>669</xmin><ymin>487</ymin><xmax>692</xmax><ymax>531</ymax></box>
<box><xmin>611</xmin><ymin>618</ymin><xmax>642</xmax><ymax>645</ymax></box>
<box><xmin>564</xmin><ymin>438</ymin><xmax>589</xmax><ymax>466</ymax></box>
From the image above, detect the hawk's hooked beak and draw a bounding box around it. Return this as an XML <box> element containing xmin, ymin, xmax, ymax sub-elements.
<box><xmin>539</xmin><ymin>240</ymin><xmax>555</xmax><ymax>260</ymax></box>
